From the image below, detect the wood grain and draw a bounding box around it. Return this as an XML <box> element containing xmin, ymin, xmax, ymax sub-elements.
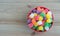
<box><xmin>0</xmin><ymin>0</ymin><xmax>59</xmax><ymax>3</ymax></box>
<box><xmin>0</xmin><ymin>0</ymin><xmax>60</xmax><ymax>36</ymax></box>
<box><xmin>0</xmin><ymin>3</ymin><xmax>60</xmax><ymax>22</ymax></box>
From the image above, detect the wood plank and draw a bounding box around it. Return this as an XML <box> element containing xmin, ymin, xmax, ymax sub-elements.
<box><xmin>0</xmin><ymin>0</ymin><xmax>59</xmax><ymax>3</ymax></box>
<box><xmin>0</xmin><ymin>21</ymin><xmax>59</xmax><ymax>26</ymax></box>
<box><xmin>0</xmin><ymin>3</ymin><xmax>59</xmax><ymax>22</ymax></box>
<box><xmin>0</xmin><ymin>22</ymin><xmax>59</xmax><ymax>36</ymax></box>
<box><xmin>0</xmin><ymin>0</ymin><xmax>59</xmax><ymax>36</ymax></box>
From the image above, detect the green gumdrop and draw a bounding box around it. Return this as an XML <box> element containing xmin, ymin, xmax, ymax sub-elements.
<box><xmin>33</xmin><ymin>26</ymin><xmax>38</xmax><ymax>30</ymax></box>
<box><xmin>40</xmin><ymin>12</ymin><xmax>45</xmax><ymax>17</ymax></box>
<box><xmin>50</xmin><ymin>18</ymin><xmax>52</xmax><ymax>23</ymax></box>
<box><xmin>50</xmin><ymin>18</ymin><xmax>52</xmax><ymax>22</ymax></box>
<box><xmin>44</xmin><ymin>22</ymin><xmax>51</xmax><ymax>28</ymax></box>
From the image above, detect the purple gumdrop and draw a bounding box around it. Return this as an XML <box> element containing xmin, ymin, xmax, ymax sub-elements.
<box><xmin>27</xmin><ymin>19</ymin><xmax>31</xmax><ymax>24</ymax></box>
<box><xmin>36</xmin><ymin>11</ymin><xmax>41</xmax><ymax>14</ymax></box>
<box><xmin>32</xmin><ymin>9</ymin><xmax>37</xmax><ymax>13</ymax></box>
<box><xmin>43</xmin><ymin>17</ymin><xmax>46</xmax><ymax>20</ymax></box>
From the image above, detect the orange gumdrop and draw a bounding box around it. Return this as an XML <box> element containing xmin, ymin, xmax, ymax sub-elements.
<box><xmin>37</xmin><ymin>7</ymin><xmax>41</xmax><ymax>11</ymax></box>
<box><xmin>32</xmin><ymin>18</ymin><xmax>36</xmax><ymax>25</ymax></box>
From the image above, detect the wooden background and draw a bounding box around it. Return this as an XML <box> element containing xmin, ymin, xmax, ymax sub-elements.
<box><xmin>0</xmin><ymin>0</ymin><xmax>60</xmax><ymax>36</ymax></box>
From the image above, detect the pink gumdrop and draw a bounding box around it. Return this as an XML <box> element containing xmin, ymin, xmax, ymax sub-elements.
<box><xmin>28</xmin><ymin>23</ymin><xmax>33</xmax><ymax>28</ymax></box>
<box><xmin>35</xmin><ymin>16</ymin><xmax>39</xmax><ymax>20</ymax></box>
<box><xmin>42</xmin><ymin>21</ymin><xmax>45</xmax><ymax>26</ymax></box>
<box><xmin>44</xmin><ymin>9</ymin><xmax>49</xmax><ymax>13</ymax></box>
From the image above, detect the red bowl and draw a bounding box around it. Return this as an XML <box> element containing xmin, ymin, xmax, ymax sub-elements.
<box><xmin>27</xmin><ymin>6</ymin><xmax>54</xmax><ymax>32</ymax></box>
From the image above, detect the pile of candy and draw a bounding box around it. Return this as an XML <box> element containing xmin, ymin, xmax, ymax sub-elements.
<box><xmin>27</xmin><ymin>6</ymin><xmax>54</xmax><ymax>32</ymax></box>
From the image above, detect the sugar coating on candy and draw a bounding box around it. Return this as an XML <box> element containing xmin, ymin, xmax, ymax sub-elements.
<box><xmin>29</xmin><ymin>13</ymin><xmax>34</xmax><ymax>18</ymax></box>
<box><xmin>35</xmin><ymin>16</ymin><xmax>39</xmax><ymax>20</ymax></box>
<box><xmin>34</xmin><ymin>13</ymin><xmax>37</xmax><ymax>16</ymax></box>
<box><xmin>40</xmin><ymin>12</ymin><xmax>45</xmax><ymax>17</ymax></box>
<box><xmin>46</xmin><ymin>13</ymin><xmax>52</xmax><ymax>19</ymax></box>
<box><xmin>38</xmin><ymin>26</ymin><xmax>43</xmax><ymax>30</ymax></box>
<box><xmin>44</xmin><ymin>22</ymin><xmax>51</xmax><ymax>27</ymax></box>
<box><xmin>36</xmin><ymin>11</ymin><xmax>41</xmax><ymax>14</ymax></box>
<box><xmin>27</xmin><ymin>19</ymin><xmax>31</xmax><ymax>24</ymax></box>
<box><xmin>32</xmin><ymin>9</ymin><xmax>37</xmax><ymax>13</ymax></box>
<box><xmin>46</xmin><ymin>19</ymin><xmax>52</xmax><ymax>23</ymax></box>
<box><xmin>32</xmin><ymin>18</ymin><xmax>36</xmax><ymax>25</ymax></box>
<box><xmin>39</xmin><ymin>16</ymin><xmax>43</xmax><ymax>21</ymax></box>
<box><xmin>37</xmin><ymin>21</ymin><xmax>42</xmax><ymax>25</ymax></box>
<box><xmin>28</xmin><ymin>23</ymin><xmax>33</xmax><ymax>28</ymax></box>
<box><xmin>45</xmin><ymin>26</ymin><xmax>49</xmax><ymax>31</ymax></box>
<box><xmin>34</xmin><ymin>23</ymin><xmax>38</xmax><ymax>26</ymax></box>
<box><xmin>27</xmin><ymin>6</ymin><xmax>54</xmax><ymax>32</ymax></box>
<box><xmin>48</xmin><ymin>11</ymin><xmax>52</xmax><ymax>15</ymax></box>
<box><xmin>37</xmin><ymin>7</ymin><xmax>41</xmax><ymax>11</ymax></box>
<box><xmin>45</xmin><ymin>9</ymin><xmax>49</xmax><ymax>13</ymax></box>
<box><xmin>33</xmin><ymin>26</ymin><xmax>38</xmax><ymax>30</ymax></box>
<box><xmin>43</xmin><ymin>17</ymin><xmax>46</xmax><ymax>20</ymax></box>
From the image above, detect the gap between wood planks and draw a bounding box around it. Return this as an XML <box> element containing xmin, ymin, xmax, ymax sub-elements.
<box><xmin>0</xmin><ymin>20</ymin><xmax>59</xmax><ymax>25</ymax></box>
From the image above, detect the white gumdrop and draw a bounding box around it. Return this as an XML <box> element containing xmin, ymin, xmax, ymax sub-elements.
<box><xmin>45</xmin><ymin>26</ymin><xmax>49</xmax><ymax>31</ymax></box>
<box><xmin>29</xmin><ymin>13</ymin><xmax>34</xmax><ymax>18</ymax></box>
<box><xmin>48</xmin><ymin>11</ymin><xmax>52</xmax><ymax>15</ymax></box>
<box><xmin>48</xmin><ymin>11</ymin><xmax>52</xmax><ymax>18</ymax></box>
<box><xmin>37</xmin><ymin>21</ymin><xmax>42</xmax><ymax>25</ymax></box>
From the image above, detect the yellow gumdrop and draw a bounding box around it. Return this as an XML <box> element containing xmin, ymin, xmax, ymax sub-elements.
<box><xmin>46</xmin><ymin>19</ymin><xmax>51</xmax><ymax>23</ymax></box>
<box><xmin>39</xmin><ymin>16</ymin><xmax>43</xmax><ymax>21</ymax></box>
<box><xmin>32</xmin><ymin>18</ymin><xmax>36</xmax><ymax>25</ymax></box>
<box><xmin>34</xmin><ymin>23</ymin><xmax>38</xmax><ymax>26</ymax></box>
<box><xmin>38</xmin><ymin>26</ymin><xmax>43</xmax><ymax>30</ymax></box>
<box><xmin>34</xmin><ymin>13</ymin><xmax>37</xmax><ymax>16</ymax></box>
<box><xmin>46</xmin><ymin>13</ymin><xmax>51</xmax><ymax>19</ymax></box>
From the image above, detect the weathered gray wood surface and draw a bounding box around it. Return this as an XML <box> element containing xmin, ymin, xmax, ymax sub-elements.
<box><xmin>0</xmin><ymin>0</ymin><xmax>60</xmax><ymax>36</ymax></box>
